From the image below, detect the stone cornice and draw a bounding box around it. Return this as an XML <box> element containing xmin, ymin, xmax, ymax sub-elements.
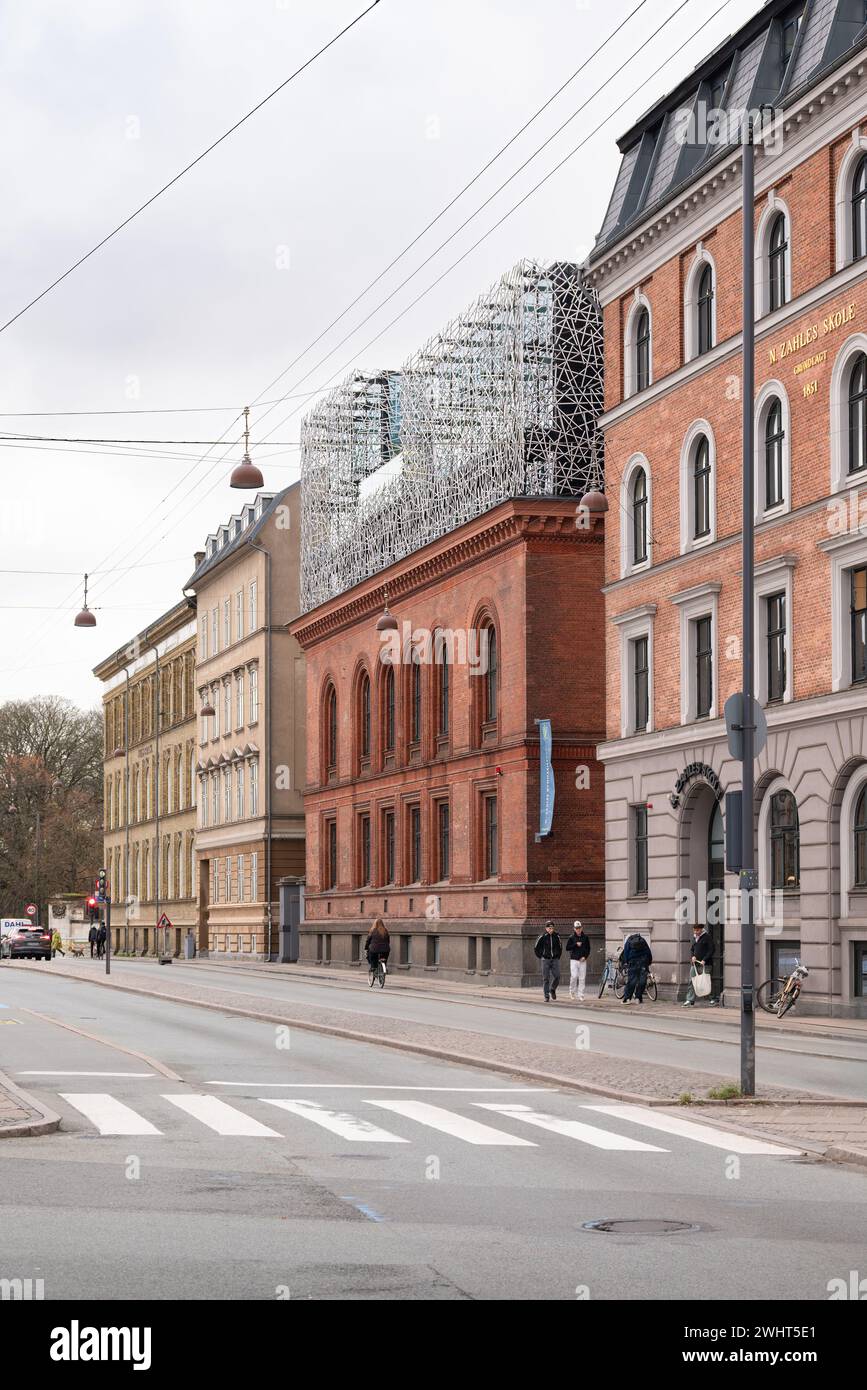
<box><xmin>290</xmin><ymin>499</ymin><xmax>603</xmax><ymax>649</ymax></box>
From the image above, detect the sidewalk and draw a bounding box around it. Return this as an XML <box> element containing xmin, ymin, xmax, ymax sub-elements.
<box><xmin>0</xmin><ymin>1068</ymin><xmax>60</xmax><ymax>1139</ymax></box>
<box><xmin>13</xmin><ymin>957</ymin><xmax>867</xmax><ymax>1169</ymax></box>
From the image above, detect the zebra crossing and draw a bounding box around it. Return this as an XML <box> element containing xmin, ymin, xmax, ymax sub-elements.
<box><xmin>51</xmin><ymin>1089</ymin><xmax>802</xmax><ymax>1156</ymax></box>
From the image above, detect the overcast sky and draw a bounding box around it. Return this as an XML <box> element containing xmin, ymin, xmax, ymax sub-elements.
<box><xmin>0</xmin><ymin>0</ymin><xmax>759</xmax><ymax>709</ymax></box>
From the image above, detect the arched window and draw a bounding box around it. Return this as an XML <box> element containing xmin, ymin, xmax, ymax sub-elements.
<box><xmin>848</xmin><ymin>352</ymin><xmax>867</xmax><ymax>476</ymax></box>
<box><xmin>770</xmin><ymin>790</ymin><xmax>800</xmax><ymax>890</ymax></box>
<box><xmin>697</xmin><ymin>263</ymin><xmax>714</xmax><ymax>354</ymax></box>
<box><xmin>483</xmin><ymin>625</ymin><xmax>498</xmax><ymax>724</ymax></box>
<box><xmin>853</xmin><ymin>155</ymin><xmax>867</xmax><ymax>262</ymax></box>
<box><xmin>325</xmin><ymin>685</ymin><xmax>337</xmax><ymax>775</ymax></box>
<box><xmin>693</xmin><ymin>436</ymin><xmax>711</xmax><ymax>539</ymax></box>
<box><xmin>383</xmin><ymin>666</ymin><xmax>395</xmax><ymax>756</ymax></box>
<box><xmin>765</xmin><ymin>398</ymin><xmax>785</xmax><ymax>509</ymax></box>
<box><xmin>768</xmin><ymin>212</ymin><xmax>788</xmax><ymax>311</ymax></box>
<box><xmin>635</xmin><ymin>307</ymin><xmax>650</xmax><ymax>392</ymax></box>
<box><xmin>631</xmin><ymin>467</ymin><xmax>648</xmax><ymax>564</ymax></box>
<box><xmin>359</xmin><ymin>671</ymin><xmax>371</xmax><ymax>764</ymax></box>
<box><xmin>436</xmin><ymin>632</ymin><xmax>450</xmax><ymax>739</ymax></box>
<box><xmin>855</xmin><ymin>786</ymin><xmax>867</xmax><ymax>888</ymax></box>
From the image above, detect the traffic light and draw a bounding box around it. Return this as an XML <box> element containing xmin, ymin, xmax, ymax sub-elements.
<box><xmin>96</xmin><ymin>868</ymin><xmax>108</xmax><ymax>902</ymax></box>
<box><xmin>87</xmin><ymin>895</ymin><xmax>98</xmax><ymax>925</ymax></box>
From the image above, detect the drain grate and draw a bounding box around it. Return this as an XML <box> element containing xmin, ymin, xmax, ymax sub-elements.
<box><xmin>582</xmin><ymin>1218</ymin><xmax>703</xmax><ymax>1235</ymax></box>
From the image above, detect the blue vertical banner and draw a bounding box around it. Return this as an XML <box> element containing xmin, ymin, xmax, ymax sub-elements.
<box><xmin>536</xmin><ymin>718</ymin><xmax>554</xmax><ymax>840</ymax></box>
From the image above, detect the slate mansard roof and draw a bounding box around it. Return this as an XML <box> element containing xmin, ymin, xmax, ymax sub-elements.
<box><xmin>590</xmin><ymin>0</ymin><xmax>867</xmax><ymax>262</ymax></box>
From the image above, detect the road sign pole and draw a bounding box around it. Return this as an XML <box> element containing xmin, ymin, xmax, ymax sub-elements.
<box><xmin>105</xmin><ymin>896</ymin><xmax>111</xmax><ymax>977</ymax></box>
<box><xmin>740</xmin><ymin>124</ymin><xmax>756</xmax><ymax>1098</ymax></box>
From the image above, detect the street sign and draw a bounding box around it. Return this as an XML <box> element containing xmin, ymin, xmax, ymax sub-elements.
<box><xmin>25</xmin><ymin>904</ymin><xmax>37</xmax><ymax>916</ymax></box>
<box><xmin>157</xmin><ymin>913</ymin><xmax>173</xmax><ymax>930</ymax></box>
<box><xmin>724</xmin><ymin>691</ymin><xmax>768</xmax><ymax>760</ymax></box>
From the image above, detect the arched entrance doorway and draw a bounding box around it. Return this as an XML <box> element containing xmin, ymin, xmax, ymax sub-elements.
<box><xmin>678</xmin><ymin>779</ymin><xmax>726</xmax><ymax>1001</ymax></box>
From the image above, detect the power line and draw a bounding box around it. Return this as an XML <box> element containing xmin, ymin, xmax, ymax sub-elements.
<box><xmin>0</xmin><ymin>0</ymin><xmax>383</xmax><ymax>338</ymax></box>
<box><xmin>0</xmin><ymin>391</ymin><xmax>329</xmax><ymax>417</ymax></box>
<box><xmin>0</xmin><ymin>433</ymin><xmax>300</xmax><ymax>445</ymax></box>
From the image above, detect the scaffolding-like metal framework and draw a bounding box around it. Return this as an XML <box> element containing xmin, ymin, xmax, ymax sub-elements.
<box><xmin>300</xmin><ymin>260</ymin><xmax>603</xmax><ymax>612</ymax></box>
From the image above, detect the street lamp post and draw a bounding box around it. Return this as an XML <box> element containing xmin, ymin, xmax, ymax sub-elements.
<box><xmin>740</xmin><ymin>118</ymin><xmax>757</xmax><ymax>1098</ymax></box>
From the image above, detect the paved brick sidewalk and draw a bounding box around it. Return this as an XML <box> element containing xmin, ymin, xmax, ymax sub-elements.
<box><xmin>680</xmin><ymin>1103</ymin><xmax>867</xmax><ymax>1168</ymax></box>
<box><xmin>0</xmin><ymin>1068</ymin><xmax>60</xmax><ymax>1137</ymax></box>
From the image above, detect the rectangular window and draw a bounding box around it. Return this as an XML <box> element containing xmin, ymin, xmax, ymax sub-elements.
<box><xmin>484</xmin><ymin>794</ymin><xmax>498</xmax><ymax>878</ymax></box>
<box><xmin>766</xmin><ymin>592</ymin><xmax>786</xmax><ymax>703</ymax></box>
<box><xmin>236</xmin><ymin>590</ymin><xmax>244</xmax><ymax>641</ymax></box>
<box><xmin>236</xmin><ymin>672</ymin><xmax>244</xmax><ymax>728</ymax></box>
<box><xmin>633</xmin><ymin>804</ymin><xmax>648</xmax><ymax>895</ymax></box>
<box><xmin>852</xmin><ymin>567</ymin><xmax>867</xmax><ymax>684</ymax></box>
<box><xmin>210</xmin><ymin>774</ymin><xmax>218</xmax><ymax>826</ymax></box>
<box><xmin>854</xmin><ymin>942</ymin><xmax>867</xmax><ymax>998</ymax></box>
<box><xmin>224</xmin><ymin>768</ymin><xmax>231</xmax><ymax>823</ymax></box>
<box><xmin>633</xmin><ymin>635</ymin><xmax>649</xmax><ymax>732</ymax></box>
<box><xmin>327</xmin><ymin>819</ymin><xmax>337</xmax><ymax>890</ymax></box>
<box><xmin>251</xmin><ymin>851</ymin><xmax>258</xmax><ymax>901</ymax></box>
<box><xmin>211</xmin><ymin>607</ymin><xmax>218</xmax><ymax>654</ymax></box>
<box><xmin>224</xmin><ymin>681</ymin><xmax>231</xmax><ymax>734</ymax></box>
<box><xmin>249</xmin><ymin>667</ymin><xmax>259</xmax><ymax>723</ymax></box>
<box><xmin>236</xmin><ymin>764</ymin><xmax>244</xmax><ymax>820</ymax></box>
<box><xmin>212</xmin><ymin>685</ymin><xmax>220</xmax><ymax>739</ymax></box>
<box><xmin>250</xmin><ymin>760</ymin><xmax>259</xmax><ymax>816</ymax></box>
<box><xmin>426</xmin><ymin>935</ymin><xmax>440</xmax><ymax>967</ymax></box>
<box><xmin>437</xmin><ymin>800</ymin><xmax>450</xmax><ymax>881</ymax></box>
<box><xmin>383</xmin><ymin>810</ymin><xmax>395</xmax><ymax>884</ymax></box>
<box><xmin>400</xmin><ymin>934</ymin><xmax>412</xmax><ymax>966</ymax></box>
<box><xmin>695</xmin><ymin>615</ymin><xmax>713</xmax><ymax>717</ymax></box>
<box><xmin>410</xmin><ymin>805</ymin><xmax>422</xmax><ymax>882</ymax></box>
<box><xmin>480</xmin><ymin>936</ymin><xmax>491</xmax><ymax>972</ymax></box>
<box><xmin>249</xmin><ymin>579</ymin><xmax>258</xmax><ymax>633</ymax></box>
<box><xmin>223</xmin><ymin>598</ymin><xmax>231</xmax><ymax>648</ymax></box>
<box><xmin>360</xmin><ymin>814</ymin><xmax>371</xmax><ymax>886</ymax></box>
<box><xmin>200</xmin><ymin>617</ymin><xmax>208</xmax><ymax>660</ymax></box>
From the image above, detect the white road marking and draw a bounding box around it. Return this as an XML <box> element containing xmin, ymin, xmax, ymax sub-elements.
<box><xmin>206</xmin><ymin>1083</ymin><xmax>554</xmax><ymax>1091</ymax></box>
<box><xmin>20</xmin><ymin>1070</ymin><xmax>156</xmax><ymax>1077</ymax></box>
<box><xmin>60</xmin><ymin>1093</ymin><xmax>161</xmax><ymax>1136</ymax></box>
<box><xmin>366</xmin><ymin>1098</ymin><xmax>537</xmax><ymax>1146</ymax></box>
<box><xmin>161</xmin><ymin>1094</ymin><xmax>281</xmax><ymax>1137</ymax></box>
<box><xmin>475</xmin><ymin>1103</ymin><xmax>667</xmax><ymax>1151</ymax></box>
<box><xmin>260</xmin><ymin>1098</ymin><xmax>408</xmax><ymax>1142</ymax></box>
<box><xmin>584</xmin><ymin>1103</ymin><xmax>803</xmax><ymax>1155</ymax></box>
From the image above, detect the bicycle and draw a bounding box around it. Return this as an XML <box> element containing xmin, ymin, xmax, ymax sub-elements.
<box><xmin>368</xmin><ymin>954</ymin><xmax>387</xmax><ymax>989</ymax></box>
<box><xmin>597</xmin><ymin>956</ymin><xmax>625</xmax><ymax>998</ymax></box>
<box><xmin>756</xmin><ymin>960</ymin><xmax>809</xmax><ymax>1017</ymax></box>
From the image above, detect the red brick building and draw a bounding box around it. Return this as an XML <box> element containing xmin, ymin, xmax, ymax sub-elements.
<box><xmin>291</xmin><ymin>497</ymin><xmax>606</xmax><ymax>984</ymax></box>
<box><xmin>586</xmin><ymin>0</ymin><xmax>867</xmax><ymax>1014</ymax></box>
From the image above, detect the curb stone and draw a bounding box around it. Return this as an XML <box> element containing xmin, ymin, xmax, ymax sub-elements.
<box><xmin>0</xmin><ymin>1068</ymin><xmax>61</xmax><ymax>1139</ymax></box>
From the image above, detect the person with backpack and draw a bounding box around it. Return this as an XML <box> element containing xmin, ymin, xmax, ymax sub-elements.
<box><xmin>88</xmin><ymin>922</ymin><xmax>98</xmax><ymax>958</ymax></box>
<box><xmin>96</xmin><ymin>921</ymin><xmax>107</xmax><ymax>960</ymax></box>
<box><xmin>620</xmin><ymin>932</ymin><xmax>652</xmax><ymax>1004</ymax></box>
<box><xmin>565</xmin><ymin>921</ymin><xmax>591</xmax><ymax>1001</ymax></box>
<box><xmin>533</xmin><ymin>921</ymin><xmax>562</xmax><ymax>1002</ymax></box>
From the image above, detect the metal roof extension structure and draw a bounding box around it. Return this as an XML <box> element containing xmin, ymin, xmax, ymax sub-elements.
<box><xmin>299</xmin><ymin>259</ymin><xmax>603</xmax><ymax>612</ymax></box>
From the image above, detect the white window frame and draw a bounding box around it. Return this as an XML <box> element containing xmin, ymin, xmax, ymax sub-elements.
<box><xmin>623</xmin><ymin>290</ymin><xmax>653</xmax><ymax>398</ymax></box>
<box><xmin>223</xmin><ymin>598</ymin><xmax>231</xmax><ymax>648</ymax></box>
<box><xmin>754</xmin><ymin>555</ymin><xmax>795</xmax><ymax>707</ymax></box>
<box><xmin>830</xmin><ymin>332</ymin><xmax>867</xmax><ymax>495</ymax></box>
<box><xmin>212</xmin><ymin>684</ymin><xmax>220</xmax><ymax>740</ymax></box>
<box><xmin>236</xmin><ymin>764</ymin><xmax>245</xmax><ymax>820</ymax></box>
<box><xmin>223</xmin><ymin>680</ymin><xmax>231</xmax><ymax>735</ymax></box>
<box><xmin>612</xmin><ymin>604</ymin><xmax>656</xmax><ymax>737</ymax></box>
<box><xmin>200</xmin><ymin>616</ymin><xmax>208</xmax><ymax>660</ymax></box>
<box><xmin>671</xmin><ymin>582</ymin><xmax>720</xmax><ymax>723</ymax></box>
<box><xmin>679</xmin><ymin>419</ymin><xmax>717</xmax><ymax>553</ymax></box>
<box><xmin>754</xmin><ymin>194</ymin><xmax>791</xmax><ymax>319</ymax></box>
<box><xmin>236</xmin><ymin>671</ymin><xmax>244</xmax><ymax>729</ymax></box>
<box><xmin>835</xmin><ymin>130</ymin><xmax>867</xmax><ymax>272</ymax></box>
<box><xmin>684</xmin><ymin>244</ymin><xmax>717</xmax><ymax>362</ymax></box>
<box><xmin>250</xmin><ymin>759</ymin><xmax>259</xmax><ymax>816</ymax></box>
<box><xmin>249</xmin><ymin>665</ymin><xmax>259</xmax><ymax>723</ymax></box>
<box><xmin>619</xmin><ymin>453</ymin><xmax>652</xmax><ymax>577</ymax></box>
<box><xmin>210</xmin><ymin>772</ymin><xmax>218</xmax><ymax>826</ymax></box>
<box><xmin>249</xmin><ymin>579</ymin><xmax>258</xmax><ymax>633</ymax></box>
<box><xmin>754</xmin><ymin>379</ymin><xmax>791</xmax><ymax>518</ymax></box>
<box><xmin>840</xmin><ymin>766</ymin><xmax>867</xmax><ymax>921</ymax></box>
<box><xmin>211</xmin><ymin>607</ymin><xmax>218</xmax><ymax>654</ymax></box>
<box><xmin>819</xmin><ymin>528</ymin><xmax>867</xmax><ymax>691</ymax></box>
<box><xmin>224</xmin><ymin>767</ymin><xmax>231</xmax><ymax>823</ymax></box>
<box><xmin>758</xmin><ymin>775</ymin><xmax>798</xmax><ymax>897</ymax></box>
<box><xmin>251</xmin><ymin>851</ymin><xmax>258</xmax><ymax>901</ymax></box>
<box><xmin>236</xmin><ymin>589</ymin><xmax>244</xmax><ymax>641</ymax></box>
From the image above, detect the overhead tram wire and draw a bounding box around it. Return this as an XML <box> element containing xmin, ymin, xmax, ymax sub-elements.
<box><xmin>0</xmin><ymin>391</ymin><xmax>329</xmax><ymax>417</ymax></box>
<box><xmin>0</xmin><ymin>1</ymin><xmax>384</xmax><ymax>338</ymax></box>
<box><xmin>90</xmin><ymin>0</ymin><xmax>732</xmax><ymax>605</ymax></box>
<box><xmin>24</xmin><ymin>0</ymin><xmax>713</xmax><ymax>649</ymax></box>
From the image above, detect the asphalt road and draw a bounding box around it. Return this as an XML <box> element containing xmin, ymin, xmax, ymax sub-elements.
<box><xmin>0</xmin><ymin>969</ymin><xmax>864</xmax><ymax>1300</ymax></box>
<box><xmin>45</xmin><ymin>955</ymin><xmax>867</xmax><ymax>1100</ymax></box>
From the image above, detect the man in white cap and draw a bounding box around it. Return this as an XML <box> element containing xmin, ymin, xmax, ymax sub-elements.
<box><xmin>565</xmin><ymin>920</ymin><xmax>590</xmax><ymax>1001</ymax></box>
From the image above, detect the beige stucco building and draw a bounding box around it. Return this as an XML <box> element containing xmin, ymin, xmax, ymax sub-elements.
<box><xmin>95</xmin><ymin>600</ymin><xmax>198</xmax><ymax>956</ymax></box>
<box><xmin>185</xmin><ymin>485</ymin><xmax>305</xmax><ymax>958</ymax></box>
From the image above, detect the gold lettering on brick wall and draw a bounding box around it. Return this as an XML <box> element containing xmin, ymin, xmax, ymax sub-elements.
<box><xmin>767</xmin><ymin>302</ymin><xmax>856</xmax><ymax>367</ymax></box>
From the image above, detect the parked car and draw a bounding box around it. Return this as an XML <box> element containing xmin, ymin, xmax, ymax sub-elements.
<box><xmin>4</xmin><ymin>924</ymin><xmax>52</xmax><ymax>960</ymax></box>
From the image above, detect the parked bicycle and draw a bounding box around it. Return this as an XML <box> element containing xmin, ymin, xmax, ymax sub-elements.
<box><xmin>757</xmin><ymin>960</ymin><xmax>809</xmax><ymax>1017</ymax></box>
<box><xmin>597</xmin><ymin>956</ymin><xmax>658</xmax><ymax>1002</ymax></box>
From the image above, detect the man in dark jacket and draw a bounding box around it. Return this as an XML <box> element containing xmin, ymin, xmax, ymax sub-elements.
<box><xmin>620</xmin><ymin>932</ymin><xmax>652</xmax><ymax>1003</ymax></box>
<box><xmin>565</xmin><ymin>921</ymin><xmax>591</xmax><ymax>1001</ymax></box>
<box><xmin>533</xmin><ymin>921</ymin><xmax>562</xmax><ymax>1002</ymax></box>
<box><xmin>96</xmin><ymin>922</ymin><xmax>107</xmax><ymax>960</ymax></box>
<box><xmin>684</xmin><ymin>924</ymin><xmax>714</xmax><ymax>1005</ymax></box>
<box><xmin>88</xmin><ymin>923</ymin><xmax>98</xmax><ymax>959</ymax></box>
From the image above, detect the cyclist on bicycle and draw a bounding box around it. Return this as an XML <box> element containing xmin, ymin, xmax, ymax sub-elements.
<box><xmin>364</xmin><ymin>917</ymin><xmax>390</xmax><ymax>976</ymax></box>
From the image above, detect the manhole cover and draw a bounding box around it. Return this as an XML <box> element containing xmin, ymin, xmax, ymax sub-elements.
<box><xmin>582</xmin><ymin>1218</ymin><xmax>703</xmax><ymax>1235</ymax></box>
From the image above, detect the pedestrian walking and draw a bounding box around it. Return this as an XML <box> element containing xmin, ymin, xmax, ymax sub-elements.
<box><xmin>51</xmin><ymin>928</ymin><xmax>64</xmax><ymax>958</ymax></box>
<box><xmin>533</xmin><ymin>920</ymin><xmax>562</xmax><ymax>1002</ymax></box>
<box><xmin>620</xmin><ymin>932</ymin><xmax>652</xmax><ymax>1004</ymax></box>
<box><xmin>565</xmin><ymin>920</ymin><xmax>590</xmax><ymax>1001</ymax></box>
<box><xmin>683</xmin><ymin>924</ymin><xmax>715</xmax><ymax>1006</ymax></box>
<box><xmin>88</xmin><ymin>923</ymin><xmax>98</xmax><ymax>958</ymax></box>
<box><xmin>96</xmin><ymin>922</ymin><xmax>107</xmax><ymax>960</ymax></box>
